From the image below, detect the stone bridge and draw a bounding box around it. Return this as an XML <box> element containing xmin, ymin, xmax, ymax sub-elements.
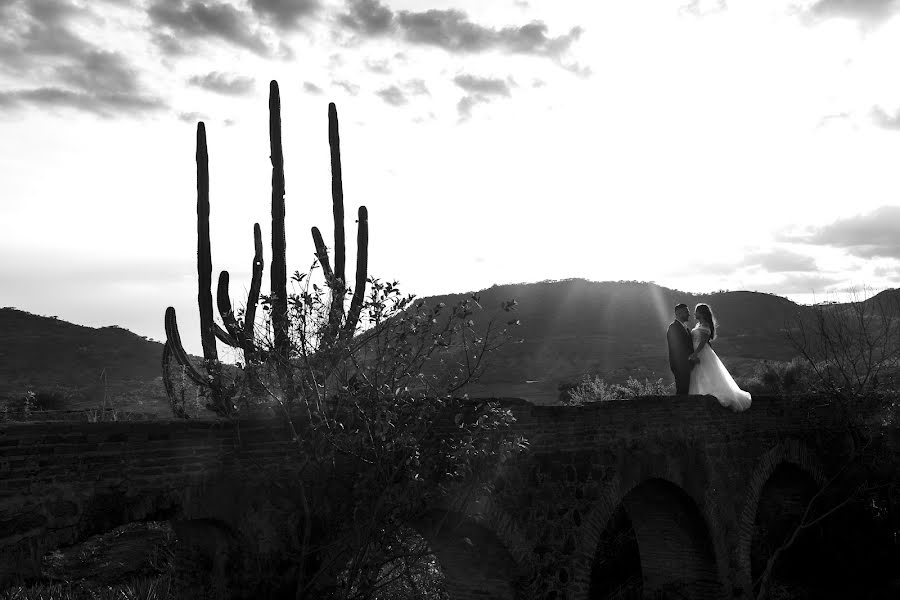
<box><xmin>0</xmin><ymin>396</ymin><xmax>888</xmax><ymax>599</ymax></box>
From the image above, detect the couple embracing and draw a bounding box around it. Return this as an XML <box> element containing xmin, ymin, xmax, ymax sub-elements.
<box><xmin>666</xmin><ymin>303</ymin><xmax>751</xmax><ymax>412</ymax></box>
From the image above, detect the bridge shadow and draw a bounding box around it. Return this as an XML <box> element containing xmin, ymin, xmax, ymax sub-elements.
<box><xmin>588</xmin><ymin>478</ymin><xmax>721</xmax><ymax>600</ymax></box>
<box><xmin>412</xmin><ymin>509</ymin><xmax>524</xmax><ymax>600</ymax></box>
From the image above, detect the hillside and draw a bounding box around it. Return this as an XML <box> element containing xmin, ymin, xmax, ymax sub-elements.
<box><xmin>417</xmin><ymin>279</ymin><xmax>811</xmax><ymax>402</ymax></box>
<box><xmin>0</xmin><ymin>280</ymin><xmax>816</xmax><ymax>410</ymax></box>
<box><xmin>0</xmin><ymin>308</ymin><xmax>170</xmax><ymax>413</ymax></box>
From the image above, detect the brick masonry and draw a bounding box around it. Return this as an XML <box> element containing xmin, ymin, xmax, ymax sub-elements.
<box><xmin>0</xmin><ymin>395</ymin><xmax>891</xmax><ymax>599</ymax></box>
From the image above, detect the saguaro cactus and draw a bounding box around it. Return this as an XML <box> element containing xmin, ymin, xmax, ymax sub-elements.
<box><xmin>163</xmin><ymin>81</ymin><xmax>369</xmax><ymax>416</ymax></box>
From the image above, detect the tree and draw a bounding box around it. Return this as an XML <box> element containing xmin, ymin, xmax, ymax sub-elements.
<box><xmin>257</xmin><ymin>269</ymin><xmax>525</xmax><ymax>599</ymax></box>
<box><xmin>787</xmin><ymin>288</ymin><xmax>900</xmax><ymax>402</ymax></box>
<box><xmin>751</xmin><ymin>290</ymin><xmax>900</xmax><ymax>599</ymax></box>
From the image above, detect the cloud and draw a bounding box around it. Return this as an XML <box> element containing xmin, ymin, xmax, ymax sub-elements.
<box><xmin>188</xmin><ymin>71</ymin><xmax>256</xmax><ymax>95</ymax></box>
<box><xmin>375</xmin><ymin>85</ymin><xmax>407</xmax><ymax>106</ymax></box>
<box><xmin>679</xmin><ymin>0</ymin><xmax>728</xmax><ymax>18</ymax></box>
<box><xmin>339</xmin><ymin>0</ymin><xmax>394</xmax><ymax>35</ymax></box>
<box><xmin>336</xmin><ymin>0</ymin><xmax>585</xmax><ymax>68</ymax></box>
<box><xmin>398</xmin><ymin>11</ymin><xmax>583</xmax><ymax>56</ymax></box>
<box><xmin>763</xmin><ymin>272</ymin><xmax>844</xmax><ymax>294</ymax></box>
<box><xmin>453</xmin><ymin>74</ymin><xmax>512</xmax><ymax>96</ymax></box>
<box><xmin>871</xmin><ymin>106</ymin><xmax>900</xmax><ymax>130</ymax></box>
<box><xmin>0</xmin><ymin>2</ymin><xmax>166</xmax><ymax>116</ymax></box>
<box><xmin>248</xmin><ymin>0</ymin><xmax>320</xmax><ymax>29</ymax></box>
<box><xmin>364</xmin><ymin>58</ymin><xmax>392</xmax><ymax>74</ymax></box>
<box><xmin>152</xmin><ymin>32</ymin><xmax>190</xmax><ymax>56</ymax></box>
<box><xmin>0</xmin><ymin>87</ymin><xmax>166</xmax><ymax>117</ymax></box>
<box><xmin>405</xmin><ymin>79</ymin><xmax>429</xmax><ymax>96</ymax></box>
<box><xmin>148</xmin><ymin>1</ymin><xmax>274</xmax><ymax>56</ymax></box>
<box><xmin>805</xmin><ymin>0</ymin><xmax>900</xmax><ymax>28</ymax></box>
<box><xmin>178</xmin><ymin>111</ymin><xmax>209</xmax><ymax>123</ymax></box>
<box><xmin>562</xmin><ymin>61</ymin><xmax>592</xmax><ymax>78</ymax></box>
<box><xmin>57</xmin><ymin>50</ymin><xmax>143</xmax><ymax>95</ymax></box>
<box><xmin>873</xmin><ymin>264</ymin><xmax>900</xmax><ymax>279</ymax></box>
<box><xmin>332</xmin><ymin>80</ymin><xmax>360</xmax><ymax>95</ymax></box>
<box><xmin>453</xmin><ymin>74</ymin><xmax>512</xmax><ymax>121</ymax></box>
<box><xmin>741</xmin><ymin>249</ymin><xmax>818</xmax><ymax>272</ymax></box>
<box><xmin>303</xmin><ymin>81</ymin><xmax>324</xmax><ymax>95</ymax></box>
<box><xmin>0</xmin><ymin>0</ymin><xmax>166</xmax><ymax>117</ymax></box>
<box><xmin>456</xmin><ymin>95</ymin><xmax>489</xmax><ymax>121</ymax></box>
<box><xmin>780</xmin><ymin>206</ymin><xmax>900</xmax><ymax>259</ymax></box>
<box><xmin>371</xmin><ymin>79</ymin><xmax>428</xmax><ymax>105</ymax></box>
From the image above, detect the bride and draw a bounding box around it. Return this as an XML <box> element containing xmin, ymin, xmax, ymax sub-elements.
<box><xmin>689</xmin><ymin>303</ymin><xmax>752</xmax><ymax>412</ymax></box>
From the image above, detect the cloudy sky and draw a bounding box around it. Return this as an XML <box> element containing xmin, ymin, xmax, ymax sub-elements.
<box><xmin>3</xmin><ymin>0</ymin><xmax>900</xmax><ymax>349</ymax></box>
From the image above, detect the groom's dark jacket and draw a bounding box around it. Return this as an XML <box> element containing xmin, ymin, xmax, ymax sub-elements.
<box><xmin>666</xmin><ymin>319</ymin><xmax>695</xmax><ymax>381</ymax></box>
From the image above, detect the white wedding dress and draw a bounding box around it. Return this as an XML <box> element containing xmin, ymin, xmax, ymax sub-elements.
<box><xmin>689</xmin><ymin>324</ymin><xmax>752</xmax><ymax>412</ymax></box>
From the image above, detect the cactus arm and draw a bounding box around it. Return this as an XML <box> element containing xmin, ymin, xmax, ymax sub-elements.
<box><xmin>244</xmin><ymin>223</ymin><xmax>264</xmax><ymax>345</ymax></box>
<box><xmin>328</xmin><ymin>102</ymin><xmax>346</xmax><ymax>285</ymax></box>
<box><xmin>214</xmin><ymin>324</ymin><xmax>239</xmax><ymax>348</ymax></box>
<box><xmin>341</xmin><ymin>206</ymin><xmax>368</xmax><ymax>342</ymax></box>
<box><xmin>161</xmin><ymin>342</ymin><xmax>186</xmax><ymax>418</ymax></box>
<box><xmin>164</xmin><ymin>307</ymin><xmax>211</xmax><ymax>387</ymax></box>
<box><xmin>269</xmin><ymin>80</ymin><xmax>289</xmax><ymax>363</ymax></box>
<box><xmin>311</xmin><ymin>226</ymin><xmax>335</xmax><ymax>284</ymax></box>
<box><xmin>216</xmin><ymin>270</ymin><xmax>243</xmax><ymax>345</ymax></box>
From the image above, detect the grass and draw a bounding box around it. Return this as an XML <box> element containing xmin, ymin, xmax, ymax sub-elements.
<box><xmin>0</xmin><ymin>576</ymin><xmax>173</xmax><ymax>600</ymax></box>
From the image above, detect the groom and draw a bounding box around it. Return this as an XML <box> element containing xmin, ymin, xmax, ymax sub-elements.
<box><xmin>667</xmin><ymin>303</ymin><xmax>697</xmax><ymax>395</ymax></box>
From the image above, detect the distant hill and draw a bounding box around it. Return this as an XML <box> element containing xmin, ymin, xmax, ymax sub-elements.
<box><xmin>0</xmin><ymin>308</ymin><xmax>170</xmax><ymax>414</ymax></box>
<box><xmin>416</xmin><ymin>279</ymin><xmax>812</xmax><ymax>403</ymax></box>
<box><xmin>0</xmin><ymin>280</ymin><xmax>822</xmax><ymax>410</ymax></box>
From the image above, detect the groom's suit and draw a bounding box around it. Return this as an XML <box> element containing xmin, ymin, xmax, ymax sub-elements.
<box><xmin>667</xmin><ymin>319</ymin><xmax>695</xmax><ymax>395</ymax></box>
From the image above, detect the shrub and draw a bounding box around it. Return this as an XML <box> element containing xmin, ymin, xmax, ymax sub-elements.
<box><xmin>737</xmin><ymin>358</ymin><xmax>818</xmax><ymax>397</ymax></box>
<box><xmin>564</xmin><ymin>376</ymin><xmax>673</xmax><ymax>405</ymax></box>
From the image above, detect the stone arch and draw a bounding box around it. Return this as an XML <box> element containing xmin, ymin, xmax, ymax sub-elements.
<box><xmin>578</xmin><ymin>476</ymin><xmax>723</xmax><ymax>599</ymax></box>
<box><xmin>736</xmin><ymin>439</ymin><xmax>827</xmax><ymax>591</ymax></box>
<box><xmin>413</xmin><ymin>509</ymin><xmax>525</xmax><ymax>600</ymax></box>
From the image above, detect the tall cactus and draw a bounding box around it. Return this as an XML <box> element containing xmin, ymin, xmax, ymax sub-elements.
<box><xmin>195</xmin><ymin>123</ymin><xmax>222</xmax><ymax>406</ymax></box>
<box><xmin>163</xmin><ymin>81</ymin><xmax>370</xmax><ymax>416</ymax></box>
<box><xmin>269</xmin><ymin>81</ymin><xmax>289</xmax><ymax>367</ymax></box>
<box><xmin>163</xmin><ymin>123</ymin><xmax>264</xmax><ymax>415</ymax></box>
<box><xmin>311</xmin><ymin>102</ymin><xmax>369</xmax><ymax>349</ymax></box>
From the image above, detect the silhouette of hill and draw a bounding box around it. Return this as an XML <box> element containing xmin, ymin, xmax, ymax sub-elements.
<box><xmin>417</xmin><ymin>279</ymin><xmax>812</xmax><ymax>403</ymax></box>
<box><xmin>0</xmin><ymin>280</ymin><xmax>818</xmax><ymax>410</ymax></box>
<box><xmin>0</xmin><ymin>308</ymin><xmax>170</xmax><ymax>413</ymax></box>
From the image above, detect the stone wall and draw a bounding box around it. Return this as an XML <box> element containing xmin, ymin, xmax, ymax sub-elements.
<box><xmin>0</xmin><ymin>395</ymin><xmax>891</xmax><ymax>599</ymax></box>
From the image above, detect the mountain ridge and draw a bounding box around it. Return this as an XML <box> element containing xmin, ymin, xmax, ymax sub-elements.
<box><xmin>0</xmin><ymin>279</ymin><xmax>844</xmax><ymax>407</ymax></box>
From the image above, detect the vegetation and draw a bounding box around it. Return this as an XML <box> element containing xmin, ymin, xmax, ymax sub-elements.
<box><xmin>2</xmin><ymin>521</ymin><xmax>176</xmax><ymax>600</ymax></box>
<box><xmin>561</xmin><ymin>376</ymin><xmax>673</xmax><ymax>405</ymax></box>
<box><xmin>735</xmin><ymin>358</ymin><xmax>819</xmax><ymax>397</ymax></box>
<box><xmin>159</xmin><ymin>81</ymin><xmax>524</xmax><ymax>599</ymax></box>
<box><xmin>0</xmin><ymin>577</ymin><xmax>172</xmax><ymax>600</ymax></box>
<box><xmin>750</xmin><ymin>289</ymin><xmax>900</xmax><ymax>600</ymax></box>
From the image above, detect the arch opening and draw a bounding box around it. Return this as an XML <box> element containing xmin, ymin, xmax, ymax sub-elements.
<box><xmin>589</xmin><ymin>478</ymin><xmax>721</xmax><ymax>599</ymax></box>
<box><xmin>750</xmin><ymin>462</ymin><xmax>821</xmax><ymax>596</ymax></box>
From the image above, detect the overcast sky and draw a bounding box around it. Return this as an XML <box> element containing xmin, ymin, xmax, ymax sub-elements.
<box><xmin>4</xmin><ymin>0</ymin><xmax>900</xmax><ymax>351</ymax></box>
